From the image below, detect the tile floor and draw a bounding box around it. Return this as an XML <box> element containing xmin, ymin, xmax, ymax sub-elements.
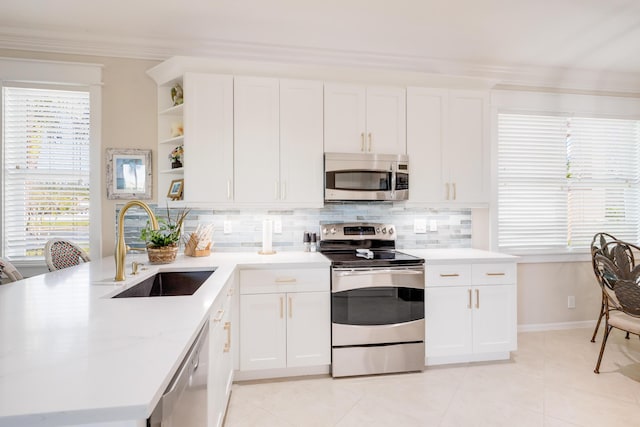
<box><xmin>224</xmin><ymin>327</ymin><xmax>640</xmax><ymax>426</ymax></box>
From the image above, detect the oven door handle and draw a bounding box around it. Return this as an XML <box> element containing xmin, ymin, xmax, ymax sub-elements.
<box><xmin>334</xmin><ymin>269</ymin><xmax>424</xmax><ymax>276</ymax></box>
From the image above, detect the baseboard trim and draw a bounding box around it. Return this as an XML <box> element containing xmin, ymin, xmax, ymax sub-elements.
<box><xmin>518</xmin><ymin>320</ymin><xmax>596</xmax><ymax>332</ymax></box>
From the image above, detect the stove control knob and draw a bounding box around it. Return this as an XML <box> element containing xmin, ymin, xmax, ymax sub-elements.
<box><xmin>330</xmin><ymin>227</ymin><xmax>337</xmax><ymax>235</ymax></box>
<box><xmin>389</xmin><ymin>227</ymin><xmax>394</xmax><ymax>235</ymax></box>
<box><xmin>376</xmin><ymin>227</ymin><xmax>381</xmax><ymax>234</ymax></box>
<box><xmin>381</xmin><ymin>227</ymin><xmax>387</xmax><ymax>234</ymax></box>
<box><xmin>322</xmin><ymin>227</ymin><xmax>328</xmax><ymax>235</ymax></box>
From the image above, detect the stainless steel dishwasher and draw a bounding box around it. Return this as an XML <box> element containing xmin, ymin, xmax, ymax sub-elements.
<box><xmin>148</xmin><ymin>322</ymin><xmax>209</xmax><ymax>426</ymax></box>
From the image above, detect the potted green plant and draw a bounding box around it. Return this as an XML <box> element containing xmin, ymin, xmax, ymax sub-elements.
<box><xmin>140</xmin><ymin>206</ymin><xmax>190</xmax><ymax>264</ymax></box>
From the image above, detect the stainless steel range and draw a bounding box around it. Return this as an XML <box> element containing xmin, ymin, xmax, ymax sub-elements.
<box><xmin>319</xmin><ymin>222</ymin><xmax>425</xmax><ymax>377</ymax></box>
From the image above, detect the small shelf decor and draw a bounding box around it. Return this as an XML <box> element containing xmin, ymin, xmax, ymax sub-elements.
<box><xmin>171</xmin><ymin>83</ymin><xmax>183</xmax><ymax>106</ymax></box>
<box><xmin>169</xmin><ymin>144</ymin><xmax>184</xmax><ymax>169</ymax></box>
<box><xmin>167</xmin><ymin>178</ymin><xmax>184</xmax><ymax>201</ymax></box>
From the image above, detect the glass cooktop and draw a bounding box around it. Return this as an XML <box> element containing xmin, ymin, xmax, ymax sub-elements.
<box><xmin>321</xmin><ymin>249</ymin><xmax>424</xmax><ymax>268</ymax></box>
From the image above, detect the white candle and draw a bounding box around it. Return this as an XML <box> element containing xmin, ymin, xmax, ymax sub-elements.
<box><xmin>262</xmin><ymin>219</ymin><xmax>273</xmax><ymax>253</ymax></box>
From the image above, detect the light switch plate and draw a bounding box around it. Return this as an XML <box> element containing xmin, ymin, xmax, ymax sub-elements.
<box><xmin>223</xmin><ymin>220</ymin><xmax>232</xmax><ymax>234</ymax></box>
<box><xmin>430</xmin><ymin>220</ymin><xmax>438</xmax><ymax>232</ymax></box>
<box><xmin>414</xmin><ymin>219</ymin><xmax>427</xmax><ymax>234</ymax></box>
<box><xmin>274</xmin><ymin>219</ymin><xmax>282</xmax><ymax>234</ymax></box>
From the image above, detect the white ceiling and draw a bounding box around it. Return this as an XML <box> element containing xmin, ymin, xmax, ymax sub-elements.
<box><xmin>2</xmin><ymin>0</ymin><xmax>640</xmax><ymax>82</ymax></box>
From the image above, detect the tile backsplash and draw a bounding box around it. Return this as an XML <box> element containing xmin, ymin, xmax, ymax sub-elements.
<box><xmin>119</xmin><ymin>203</ymin><xmax>472</xmax><ymax>252</ymax></box>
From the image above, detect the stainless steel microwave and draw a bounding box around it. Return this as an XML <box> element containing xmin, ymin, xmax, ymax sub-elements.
<box><xmin>324</xmin><ymin>152</ymin><xmax>409</xmax><ymax>201</ymax></box>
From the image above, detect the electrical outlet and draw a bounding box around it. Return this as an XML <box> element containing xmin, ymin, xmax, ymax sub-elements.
<box><xmin>274</xmin><ymin>219</ymin><xmax>282</xmax><ymax>234</ymax></box>
<box><xmin>568</xmin><ymin>295</ymin><xmax>576</xmax><ymax>309</ymax></box>
<box><xmin>430</xmin><ymin>220</ymin><xmax>438</xmax><ymax>232</ymax></box>
<box><xmin>223</xmin><ymin>220</ymin><xmax>232</xmax><ymax>234</ymax></box>
<box><xmin>414</xmin><ymin>219</ymin><xmax>427</xmax><ymax>234</ymax></box>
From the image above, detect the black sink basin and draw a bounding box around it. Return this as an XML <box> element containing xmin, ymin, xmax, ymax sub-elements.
<box><xmin>112</xmin><ymin>270</ymin><xmax>215</xmax><ymax>298</ymax></box>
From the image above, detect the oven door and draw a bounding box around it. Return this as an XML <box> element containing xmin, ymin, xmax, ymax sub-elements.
<box><xmin>331</xmin><ymin>266</ymin><xmax>424</xmax><ymax>346</ymax></box>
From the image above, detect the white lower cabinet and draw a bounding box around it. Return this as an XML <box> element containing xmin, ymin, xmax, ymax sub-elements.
<box><xmin>239</xmin><ymin>268</ymin><xmax>330</xmax><ymax>374</ymax></box>
<box><xmin>425</xmin><ymin>262</ymin><xmax>517</xmax><ymax>365</ymax></box>
<box><xmin>209</xmin><ymin>280</ymin><xmax>235</xmax><ymax>427</ymax></box>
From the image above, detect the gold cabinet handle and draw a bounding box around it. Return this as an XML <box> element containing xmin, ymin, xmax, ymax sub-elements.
<box><xmin>213</xmin><ymin>308</ymin><xmax>224</xmax><ymax>322</ymax></box>
<box><xmin>223</xmin><ymin>321</ymin><xmax>231</xmax><ymax>353</ymax></box>
<box><xmin>279</xmin><ymin>296</ymin><xmax>284</xmax><ymax>319</ymax></box>
<box><xmin>360</xmin><ymin>132</ymin><xmax>365</xmax><ymax>151</ymax></box>
<box><xmin>475</xmin><ymin>289</ymin><xmax>480</xmax><ymax>309</ymax></box>
<box><xmin>440</xmin><ymin>273</ymin><xmax>460</xmax><ymax>277</ymax></box>
<box><xmin>368</xmin><ymin>132</ymin><xmax>372</xmax><ymax>152</ymax></box>
<box><xmin>227</xmin><ymin>286</ymin><xmax>234</xmax><ymax>297</ymax></box>
<box><xmin>468</xmin><ymin>289</ymin><xmax>472</xmax><ymax>309</ymax></box>
<box><xmin>453</xmin><ymin>182</ymin><xmax>457</xmax><ymax>200</ymax></box>
<box><xmin>275</xmin><ymin>277</ymin><xmax>297</xmax><ymax>283</ymax></box>
<box><xmin>486</xmin><ymin>272</ymin><xmax>506</xmax><ymax>276</ymax></box>
<box><xmin>288</xmin><ymin>296</ymin><xmax>293</xmax><ymax>319</ymax></box>
<box><xmin>445</xmin><ymin>182</ymin><xmax>450</xmax><ymax>200</ymax></box>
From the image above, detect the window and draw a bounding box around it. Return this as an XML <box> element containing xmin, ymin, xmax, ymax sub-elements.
<box><xmin>498</xmin><ymin>113</ymin><xmax>640</xmax><ymax>254</ymax></box>
<box><xmin>2</xmin><ymin>86</ymin><xmax>91</xmax><ymax>260</ymax></box>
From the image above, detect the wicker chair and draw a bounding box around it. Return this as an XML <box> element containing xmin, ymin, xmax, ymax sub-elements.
<box><xmin>0</xmin><ymin>257</ymin><xmax>24</xmax><ymax>283</ymax></box>
<box><xmin>44</xmin><ymin>239</ymin><xmax>91</xmax><ymax>271</ymax></box>
<box><xmin>593</xmin><ymin>240</ymin><xmax>640</xmax><ymax>373</ymax></box>
<box><xmin>590</xmin><ymin>233</ymin><xmax>634</xmax><ymax>342</ymax></box>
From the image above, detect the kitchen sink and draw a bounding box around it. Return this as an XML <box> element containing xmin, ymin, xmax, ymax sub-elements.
<box><xmin>112</xmin><ymin>269</ymin><xmax>216</xmax><ymax>298</ymax></box>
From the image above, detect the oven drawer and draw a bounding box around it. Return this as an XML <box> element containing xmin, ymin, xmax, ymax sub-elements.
<box><xmin>240</xmin><ymin>268</ymin><xmax>329</xmax><ymax>294</ymax></box>
<box><xmin>472</xmin><ymin>263</ymin><xmax>516</xmax><ymax>285</ymax></box>
<box><xmin>426</xmin><ymin>264</ymin><xmax>471</xmax><ymax>287</ymax></box>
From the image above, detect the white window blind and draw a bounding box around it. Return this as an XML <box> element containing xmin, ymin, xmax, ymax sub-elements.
<box><xmin>566</xmin><ymin>117</ymin><xmax>640</xmax><ymax>248</ymax></box>
<box><xmin>2</xmin><ymin>86</ymin><xmax>91</xmax><ymax>260</ymax></box>
<box><xmin>498</xmin><ymin>113</ymin><xmax>640</xmax><ymax>253</ymax></box>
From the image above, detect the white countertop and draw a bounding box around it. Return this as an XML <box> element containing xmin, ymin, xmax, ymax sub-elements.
<box><xmin>403</xmin><ymin>248</ymin><xmax>518</xmax><ymax>263</ymax></box>
<box><xmin>0</xmin><ymin>248</ymin><xmax>510</xmax><ymax>426</ymax></box>
<box><xmin>0</xmin><ymin>251</ymin><xmax>329</xmax><ymax>427</ymax></box>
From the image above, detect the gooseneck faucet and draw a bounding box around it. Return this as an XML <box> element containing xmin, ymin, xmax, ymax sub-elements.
<box><xmin>115</xmin><ymin>200</ymin><xmax>159</xmax><ymax>281</ymax></box>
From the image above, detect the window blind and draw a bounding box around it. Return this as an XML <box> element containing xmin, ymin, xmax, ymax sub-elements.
<box><xmin>566</xmin><ymin>117</ymin><xmax>640</xmax><ymax>248</ymax></box>
<box><xmin>3</xmin><ymin>86</ymin><xmax>90</xmax><ymax>260</ymax></box>
<box><xmin>498</xmin><ymin>113</ymin><xmax>640</xmax><ymax>253</ymax></box>
<box><xmin>498</xmin><ymin>114</ymin><xmax>569</xmax><ymax>251</ymax></box>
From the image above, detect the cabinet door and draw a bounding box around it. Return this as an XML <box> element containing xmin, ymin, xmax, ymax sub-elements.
<box><xmin>183</xmin><ymin>73</ymin><xmax>234</xmax><ymax>203</ymax></box>
<box><xmin>324</xmin><ymin>83</ymin><xmax>366</xmax><ymax>153</ymax></box>
<box><xmin>234</xmin><ymin>76</ymin><xmax>280</xmax><ymax>203</ymax></box>
<box><xmin>472</xmin><ymin>284</ymin><xmax>517</xmax><ymax>354</ymax></box>
<box><xmin>240</xmin><ymin>293</ymin><xmax>286</xmax><ymax>370</ymax></box>
<box><xmin>209</xmin><ymin>309</ymin><xmax>226</xmax><ymax>427</ymax></box>
<box><xmin>425</xmin><ymin>287</ymin><xmax>473</xmax><ymax>359</ymax></box>
<box><xmin>286</xmin><ymin>291</ymin><xmax>331</xmax><ymax>367</ymax></box>
<box><xmin>406</xmin><ymin>87</ymin><xmax>447</xmax><ymax>203</ymax></box>
<box><xmin>365</xmin><ymin>86</ymin><xmax>406</xmax><ymax>154</ymax></box>
<box><xmin>446</xmin><ymin>90</ymin><xmax>489</xmax><ymax>203</ymax></box>
<box><xmin>279</xmin><ymin>79</ymin><xmax>324</xmax><ymax>206</ymax></box>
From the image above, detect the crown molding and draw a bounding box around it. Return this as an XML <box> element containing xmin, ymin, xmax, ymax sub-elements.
<box><xmin>1</xmin><ymin>26</ymin><xmax>639</xmax><ymax>95</ymax></box>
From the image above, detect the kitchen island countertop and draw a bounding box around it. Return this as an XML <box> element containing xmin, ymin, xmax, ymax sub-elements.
<box><xmin>0</xmin><ymin>251</ymin><xmax>329</xmax><ymax>427</ymax></box>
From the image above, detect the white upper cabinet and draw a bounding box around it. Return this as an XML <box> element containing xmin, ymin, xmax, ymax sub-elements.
<box><xmin>183</xmin><ymin>73</ymin><xmax>234</xmax><ymax>203</ymax></box>
<box><xmin>407</xmin><ymin>87</ymin><xmax>489</xmax><ymax>205</ymax></box>
<box><xmin>233</xmin><ymin>76</ymin><xmax>281</xmax><ymax>204</ymax></box>
<box><xmin>234</xmin><ymin>77</ymin><xmax>324</xmax><ymax>207</ymax></box>
<box><xmin>324</xmin><ymin>83</ymin><xmax>406</xmax><ymax>154</ymax></box>
<box><xmin>279</xmin><ymin>79</ymin><xmax>324</xmax><ymax>206</ymax></box>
